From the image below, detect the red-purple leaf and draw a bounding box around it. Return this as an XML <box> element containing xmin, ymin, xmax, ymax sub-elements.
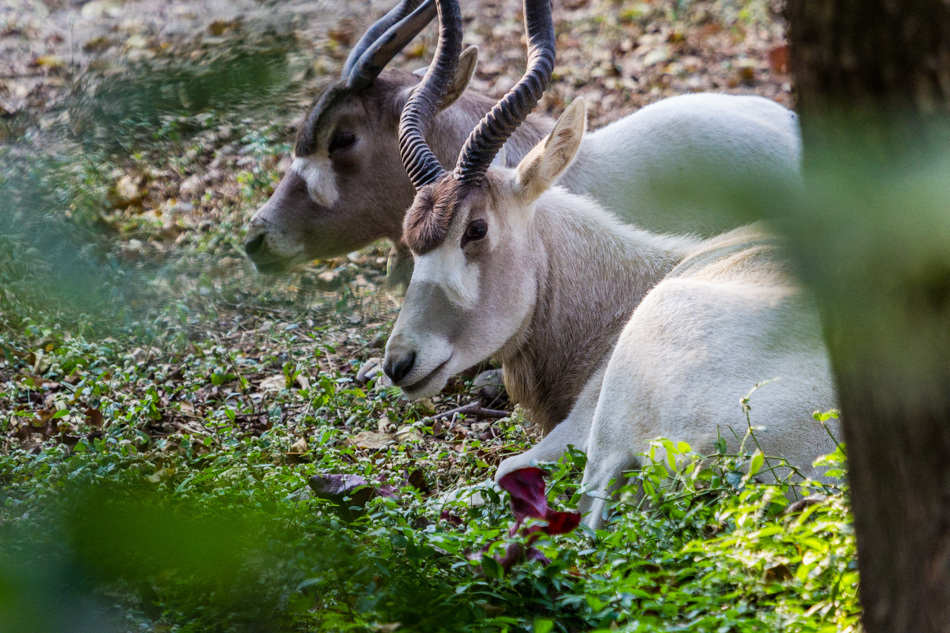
<box><xmin>440</xmin><ymin>509</ymin><xmax>465</xmax><ymax>526</ymax></box>
<box><xmin>483</xmin><ymin>540</ymin><xmax>552</xmax><ymax>574</ymax></box>
<box><xmin>495</xmin><ymin>542</ymin><xmax>525</xmax><ymax>572</ymax></box>
<box><xmin>482</xmin><ymin>467</ymin><xmax>581</xmax><ymax>574</ymax></box>
<box><xmin>497</xmin><ymin>467</ymin><xmax>581</xmax><ymax>535</ymax></box>
<box><xmin>373</xmin><ymin>475</ymin><xmax>399</xmax><ymax>499</ymax></box>
<box><xmin>525</xmin><ymin>547</ymin><xmax>552</xmax><ymax>565</ymax></box>
<box><xmin>308</xmin><ymin>473</ymin><xmax>397</xmax><ymax>516</ymax></box>
<box><xmin>498</xmin><ymin>467</ymin><xmax>549</xmax><ymax>528</ymax></box>
<box><xmin>541</xmin><ymin>508</ymin><xmax>581</xmax><ymax>535</ymax></box>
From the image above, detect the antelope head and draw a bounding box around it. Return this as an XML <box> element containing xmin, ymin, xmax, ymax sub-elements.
<box><xmin>383</xmin><ymin>0</ymin><xmax>582</xmax><ymax>398</ymax></box>
<box><xmin>243</xmin><ymin>0</ymin><xmax>478</xmax><ymax>273</ymax></box>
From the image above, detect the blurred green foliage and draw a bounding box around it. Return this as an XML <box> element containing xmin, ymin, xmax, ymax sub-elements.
<box><xmin>659</xmin><ymin>117</ymin><xmax>950</xmax><ymax>391</ymax></box>
<box><xmin>0</xmin><ymin>149</ymin><xmax>121</xmax><ymax>333</ymax></box>
<box><xmin>0</xmin><ymin>33</ymin><xmax>304</xmax><ymax>337</ymax></box>
<box><xmin>70</xmin><ymin>38</ymin><xmax>299</xmax><ymax>155</ymax></box>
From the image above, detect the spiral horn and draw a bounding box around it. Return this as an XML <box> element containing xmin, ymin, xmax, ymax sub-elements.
<box><xmin>397</xmin><ymin>0</ymin><xmax>463</xmax><ymax>189</ymax></box>
<box><xmin>454</xmin><ymin>0</ymin><xmax>555</xmax><ymax>184</ymax></box>
<box><xmin>343</xmin><ymin>0</ymin><xmax>437</xmax><ymax>91</ymax></box>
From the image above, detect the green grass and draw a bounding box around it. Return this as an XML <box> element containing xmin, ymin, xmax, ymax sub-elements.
<box><xmin>0</xmin><ymin>360</ymin><xmax>858</xmax><ymax>633</ymax></box>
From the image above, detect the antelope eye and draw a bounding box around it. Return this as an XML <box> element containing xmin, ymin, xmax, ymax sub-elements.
<box><xmin>462</xmin><ymin>219</ymin><xmax>488</xmax><ymax>247</ymax></box>
<box><xmin>328</xmin><ymin>131</ymin><xmax>357</xmax><ymax>154</ymax></box>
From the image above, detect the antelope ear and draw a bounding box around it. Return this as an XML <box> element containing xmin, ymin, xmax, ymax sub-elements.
<box><xmin>490</xmin><ymin>143</ymin><xmax>507</xmax><ymax>168</ymax></box>
<box><xmin>440</xmin><ymin>46</ymin><xmax>478</xmax><ymax>111</ymax></box>
<box><xmin>399</xmin><ymin>47</ymin><xmax>478</xmax><ymax>115</ymax></box>
<box><xmin>514</xmin><ymin>98</ymin><xmax>586</xmax><ymax>203</ymax></box>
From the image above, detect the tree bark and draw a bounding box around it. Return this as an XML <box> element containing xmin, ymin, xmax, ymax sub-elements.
<box><xmin>786</xmin><ymin>1</ymin><xmax>950</xmax><ymax>631</ymax></box>
<box><xmin>789</xmin><ymin>0</ymin><xmax>950</xmax><ymax>120</ymax></box>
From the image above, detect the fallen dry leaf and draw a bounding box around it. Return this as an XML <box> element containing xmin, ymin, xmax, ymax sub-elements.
<box><xmin>208</xmin><ymin>19</ymin><xmax>241</xmax><ymax>36</ymax></box>
<box><xmin>83</xmin><ymin>35</ymin><xmax>113</xmax><ymax>53</ymax></box>
<box><xmin>260</xmin><ymin>374</ymin><xmax>286</xmax><ymax>392</ymax></box>
<box><xmin>764</xmin><ymin>563</ymin><xmax>794</xmax><ymax>583</ymax></box>
<box><xmin>32</xmin><ymin>55</ymin><xmax>65</xmax><ymax>69</ymax></box>
<box><xmin>84</xmin><ymin>407</ymin><xmax>104</xmax><ymax>427</ymax></box>
<box><xmin>395</xmin><ymin>424</ymin><xmax>423</xmax><ymax>443</ymax></box>
<box><xmin>327</xmin><ymin>26</ymin><xmax>353</xmax><ymax>46</ymax></box>
<box><xmin>356</xmin><ymin>357</ymin><xmax>383</xmax><ymax>385</ymax></box>
<box><xmin>110</xmin><ymin>174</ymin><xmax>145</xmax><ymax>209</ymax></box>
<box><xmin>350</xmin><ymin>430</ymin><xmax>394</xmax><ymax>450</ymax></box>
<box><xmin>80</xmin><ymin>0</ymin><xmax>123</xmax><ymax>18</ymax></box>
<box><xmin>768</xmin><ymin>45</ymin><xmax>789</xmax><ymax>74</ymax></box>
<box><xmin>406</xmin><ymin>468</ymin><xmax>429</xmax><ymax>493</ymax></box>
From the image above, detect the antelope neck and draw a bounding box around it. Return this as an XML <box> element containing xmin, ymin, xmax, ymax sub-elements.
<box><xmin>497</xmin><ymin>194</ymin><xmax>699</xmax><ymax>434</ymax></box>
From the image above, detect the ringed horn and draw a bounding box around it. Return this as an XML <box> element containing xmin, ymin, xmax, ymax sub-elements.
<box><xmin>343</xmin><ymin>0</ymin><xmax>437</xmax><ymax>91</ymax></box>
<box><xmin>398</xmin><ymin>0</ymin><xmax>556</xmax><ymax>188</ymax></box>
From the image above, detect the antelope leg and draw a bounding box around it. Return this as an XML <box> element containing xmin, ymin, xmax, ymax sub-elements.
<box><xmin>577</xmin><ymin>441</ymin><xmax>636</xmax><ymax>531</ymax></box>
<box><xmin>577</xmin><ymin>356</ymin><xmax>643</xmax><ymax>530</ymax></box>
<box><xmin>493</xmin><ymin>365</ymin><xmax>606</xmax><ymax>482</ymax></box>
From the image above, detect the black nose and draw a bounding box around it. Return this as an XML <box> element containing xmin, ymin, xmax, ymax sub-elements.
<box><xmin>384</xmin><ymin>351</ymin><xmax>416</xmax><ymax>384</ymax></box>
<box><xmin>244</xmin><ymin>233</ymin><xmax>265</xmax><ymax>256</ymax></box>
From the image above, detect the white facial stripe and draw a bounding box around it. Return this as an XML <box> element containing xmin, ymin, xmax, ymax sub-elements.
<box><xmin>412</xmin><ymin>245</ymin><xmax>481</xmax><ymax>311</ymax></box>
<box><xmin>291</xmin><ymin>157</ymin><xmax>339</xmax><ymax>208</ymax></box>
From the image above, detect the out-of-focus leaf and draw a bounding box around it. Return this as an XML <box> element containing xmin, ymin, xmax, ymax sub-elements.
<box><xmin>350</xmin><ymin>429</ymin><xmax>394</xmax><ymax>450</ymax></box>
<box><xmin>259</xmin><ymin>374</ymin><xmax>286</xmax><ymax>391</ymax></box>
<box><xmin>83</xmin><ymin>407</ymin><xmax>103</xmax><ymax>427</ymax></box>
<box><xmin>749</xmin><ymin>451</ymin><xmax>765</xmax><ymax>476</ymax></box>
<box><xmin>480</xmin><ymin>554</ymin><xmax>504</xmax><ymax>579</ymax></box>
<box><xmin>768</xmin><ymin>45</ymin><xmax>789</xmax><ymax>74</ymax></box>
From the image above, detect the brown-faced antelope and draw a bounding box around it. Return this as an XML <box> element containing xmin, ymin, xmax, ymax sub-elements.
<box><xmin>242</xmin><ymin>0</ymin><xmax>801</xmax><ymax>276</ymax></box>
<box><xmin>383</xmin><ymin>0</ymin><xmax>839</xmax><ymax>529</ymax></box>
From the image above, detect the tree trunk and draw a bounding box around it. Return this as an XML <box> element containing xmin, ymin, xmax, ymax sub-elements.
<box><xmin>786</xmin><ymin>1</ymin><xmax>950</xmax><ymax>632</ymax></box>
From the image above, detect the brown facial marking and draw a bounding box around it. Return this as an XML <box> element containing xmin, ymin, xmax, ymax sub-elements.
<box><xmin>403</xmin><ymin>176</ymin><xmax>485</xmax><ymax>255</ymax></box>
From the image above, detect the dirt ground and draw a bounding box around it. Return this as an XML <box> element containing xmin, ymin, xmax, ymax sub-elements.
<box><xmin>2</xmin><ymin>0</ymin><xmax>790</xmax><ymax>135</ymax></box>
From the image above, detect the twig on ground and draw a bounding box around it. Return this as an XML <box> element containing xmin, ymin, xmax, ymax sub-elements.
<box><xmin>422</xmin><ymin>401</ymin><xmax>509</xmax><ymax>425</ymax></box>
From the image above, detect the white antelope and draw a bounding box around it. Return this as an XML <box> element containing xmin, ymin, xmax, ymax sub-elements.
<box><xmin>242</xmin><ymin>0</ymin><xmax>801</xmax><ymax>276</ymax></box>
<box><xmin>382</xmin><ymin>0</ymin><xmax>839</xmax><ymax>528</ymax></box>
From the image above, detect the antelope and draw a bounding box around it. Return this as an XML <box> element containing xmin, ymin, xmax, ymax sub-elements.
<box><xmin>383</xmin><ymin>0</ymin><xmax>839</xmax><ymax>529</ymax></box>
<box><xmin>242</xmin><ymin>0</ymin><xmax>801</xmax><ymax>277</ymax></box>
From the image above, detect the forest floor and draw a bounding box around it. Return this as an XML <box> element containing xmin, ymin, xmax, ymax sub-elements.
<box><xmin>0</xmin><ymin>1</ymin><xmax>857</xmax><ymax>632</ymax></box>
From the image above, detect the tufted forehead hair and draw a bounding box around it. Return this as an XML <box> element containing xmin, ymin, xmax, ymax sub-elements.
<box><xmin>403</xmin><ymin>176</ymin><xmax>489</xmax><ymax>254</ymax></box>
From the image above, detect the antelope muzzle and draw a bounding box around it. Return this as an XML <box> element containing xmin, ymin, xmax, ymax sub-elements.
<box><xmin>243</xmin><ymin>169</ymin><xmax>319</xmax><ymax>274</ymax></box>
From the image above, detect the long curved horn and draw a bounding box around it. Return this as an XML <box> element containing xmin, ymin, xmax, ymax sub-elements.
<box><xmin>454</xmin><ymin>0</ymin><xmax>555</xmax><ymax>183</ymax></box>
<box><xmin>342</xmin><ymin>0</ymin><xmax>426</xmax><ymax>78</ymax></box>
<box><xmin>346</xmin><ymin>0</ymin><xmax>438</xmax><ymax>91</ymax></box>
<box><xmin>397</xmin><ymin>0</ymin><xmax>463</xmax><ymax>189</ymax></box>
